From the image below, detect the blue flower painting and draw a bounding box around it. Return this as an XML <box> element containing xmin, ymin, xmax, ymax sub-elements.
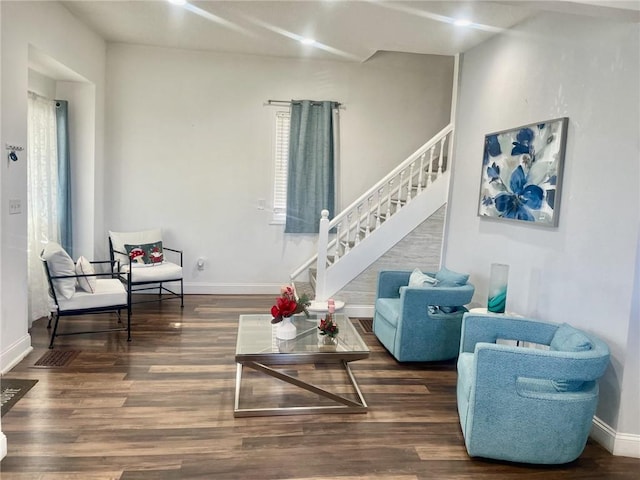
<box><xmin>478</xmin><ymin>117</ymin><xmax>568</xmax><ymax>227</ymax></box>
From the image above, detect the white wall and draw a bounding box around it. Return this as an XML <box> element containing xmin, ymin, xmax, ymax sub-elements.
<box><xmin>28</xmin><ymin>69</ymin><xmax>56</xmax><ymax>98</ymax></box>
<box><xmin>446</xmin><ymin>10</ymin><xmax>639</xmax><ymax>445</ymax></box>
<box><xmin>105</xmin><ymin>45</ymin><xmax>453</xmax><ymax>292</ymax></box>
<box><xmin>616</xmin><ymin>227</ymin><xmax>640</xmax><ymax>455</ymax></box>
<box><xmin>0</xmin><ymin>1</ymin><xmax>105</xmax><ymax>370</ymax></box>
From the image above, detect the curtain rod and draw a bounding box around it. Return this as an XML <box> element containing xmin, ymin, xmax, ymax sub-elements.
<box><xmin>265</xmin><ymin>99</ymin><xmax>343</xmax><ymax>108</ymax></box>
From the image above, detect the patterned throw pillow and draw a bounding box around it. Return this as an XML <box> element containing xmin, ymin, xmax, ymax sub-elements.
<box><xmin>124</xmin><ymin>242</ymin><xmax>164</xmax><ymax>266</ymax></box>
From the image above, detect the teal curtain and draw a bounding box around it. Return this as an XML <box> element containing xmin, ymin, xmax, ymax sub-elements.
<box><xmin>55</xmin><ymin>100</ymin><xmax>72</xmax><ymax>257</ymax></box>
<box><xmin>285</xmin><ymin>100</ymin><xmax>337</xmax><ymax>233</ymax></box>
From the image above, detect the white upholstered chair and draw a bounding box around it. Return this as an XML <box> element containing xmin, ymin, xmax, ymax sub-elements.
<box><xmin>41</xmin><ymin>242</ymin><xmax>131</xmax><ymax>349</ymax></box>
<box><xmin>108</xmin><ymin>228</ymin><xmax>184</xmax><ymax>308</ymax></box>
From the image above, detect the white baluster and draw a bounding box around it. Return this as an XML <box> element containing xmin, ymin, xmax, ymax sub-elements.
<box><xmin>334</xmin><ymin>222</ymin><xmax>341</xmax><ymax>261</ymax></box>
<box><xmin>344</xmin><ymin>212</ymin><xmax>353</xmax><ymax>254</ymax></box>
<box><xmin>386</xmin><ymin>180</ymin><xmax>393</xmax><ymax>219</ymax></box>
<box><xmin>417</xmin><ymin>153</ymin><xmax>425</xmax><ymax>194</ymax></box>
<box><xmin>355</xmin><ymin>204</ymin><xmax>362</xmax><ymax>246</ymax></box>
<box><xmin>438</xmin><ymin>137</ymin><xmax>446</xmax><ymax>177</ymax></box>
<box><xmin>407</xmin><ymin>162</ymin><xmax>415</xmax><ymax>203</ymax></box>
<box><xmin>365</xmin><ymin>196</ymin><xmax>372</xmax><ymax>236</ymax></box>
<box><xmin>376</xmin><ymin>188</ymin><xmax>383</xmax><ymax>229</ymax></box>
<box><xmin>397</xmin><ymin>171</ymin><xmax>405</xmax><ymax>211</ymax></box>
<box><xmin>427</xmin><ymin>146</ymin><xmax>435</xmax><ymax>186</ymax></box>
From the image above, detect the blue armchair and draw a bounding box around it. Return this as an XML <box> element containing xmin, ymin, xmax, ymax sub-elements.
<box><xmin>373</xmin><ymin>270</ymin><xmax>475</xmax><ymax>362</ymax></box>
<box><xmin>457</xmin><ymin>313</ymin><xmax>610</xmax><ymax>464</ymax></box>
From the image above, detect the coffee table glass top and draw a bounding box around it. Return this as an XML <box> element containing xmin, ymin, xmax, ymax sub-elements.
<box><xmin>236</xmin><ymin>313</ymin><xmax>369</xmax><ymax>356</ymax></box>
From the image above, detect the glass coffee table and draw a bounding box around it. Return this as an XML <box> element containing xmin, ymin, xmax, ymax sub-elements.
<box><xmin>234</xmin><ymin>313</ymin><xmax>370</xmax><ymax>417</ymax></box>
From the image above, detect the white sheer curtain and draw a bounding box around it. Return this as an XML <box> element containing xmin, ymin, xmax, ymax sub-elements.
<box><xmin>27</xmin><ymin>91</ymin><xmax>60</xmax><ymax>324</ymax></box>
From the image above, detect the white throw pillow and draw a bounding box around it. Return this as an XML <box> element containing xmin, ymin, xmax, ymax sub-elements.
<box><xmin>76</xmin><ymin>256</ymin><xmax>97</xmax><ymax>293</ymax></box>
<box><xmin>42</xmin><ymin>242</ymin><xmax>77</xmax><ymax>299</ymax></box>
<box><xmin>408</xmin><ymin>268</ymin><xmax>437</xmax><ymax>287</ymax></box>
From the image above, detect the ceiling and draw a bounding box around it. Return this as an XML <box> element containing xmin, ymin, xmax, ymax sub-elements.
<box><xmin>60</xmin><ymin>1</ymin><xmax>640</xmax><ymax>63</ymax></box>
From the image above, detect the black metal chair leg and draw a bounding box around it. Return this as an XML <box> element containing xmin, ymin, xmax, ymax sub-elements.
<box><xmin>49</xmin><ymin>313</ymin><xmax>60</xmax><ymax>349</ymax></box>
<box><xmin>180</xmin><ymin>279</ymin><xmax>184</xmax><ymax>308</ymax></box>
<box><xmin>126</xmin><ymin>307</ymin><xmax>132</xmax><ymax>342</ymax></box>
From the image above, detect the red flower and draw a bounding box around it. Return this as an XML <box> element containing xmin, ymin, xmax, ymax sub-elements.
<box><xmin>318</xmin><ymin>316</ymin><xmax>339</xmax><ymax>337</ymax></box>
<box><xmin>271</xmin><ymin>296</ymin><xmax>298</xmax><ymax>323</ymax></box>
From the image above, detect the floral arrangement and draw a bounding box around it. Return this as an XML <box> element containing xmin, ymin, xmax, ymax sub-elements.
<box><xmin>270</xmin><ymin>285</ymin><xmax>311</xmax><ymax>324</ymax></box>
<box><xmin>318</xmin><ymin>299</ymin><xmax>339</xmax><ymax>337</ymax></box>
<box><xmin>318</xmin><ymin>316</ymin><xmax>339</xmax><ymax>337</ymax></box>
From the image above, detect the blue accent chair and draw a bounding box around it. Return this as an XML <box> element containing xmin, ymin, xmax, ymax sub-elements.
<box><xmin>457</xmin><ymin>313</ymin><xmax>610</xmax><ymax>464</ymax></box>
<box><xmin>373</xmin><ymin>270</ymin><xmax>475</xmax><ymax>362</ymax></box>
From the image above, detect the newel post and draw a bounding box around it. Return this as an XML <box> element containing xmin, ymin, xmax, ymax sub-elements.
<box><xmin>315</xmin><ymin>209</ymin><xmax>330</xmax><ymax>302</ymax></box>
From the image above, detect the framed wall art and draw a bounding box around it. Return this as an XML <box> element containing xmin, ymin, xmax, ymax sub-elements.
<box><xmin>478</xmin><ymin>117</ymin><xmax>568</xmax><ymax>227</ymax></box>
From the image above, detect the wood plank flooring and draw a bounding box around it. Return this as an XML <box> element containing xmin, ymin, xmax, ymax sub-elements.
<box><xmin>1</xmin><ymin>294</ymin><xmax>638</xmax><ymax>479</ymax></box>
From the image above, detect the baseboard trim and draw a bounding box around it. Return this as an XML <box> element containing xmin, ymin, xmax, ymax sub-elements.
<box><xmin>613</xmin><ymin>432</ymin><xmax>640</xmax><ymax>458</ymax></box>
<box><xmin>343</xmin><ymin>304</ymin><xmax>375</xmax><ymax>317</ymax></box>
<box><xmin>1</xmin><ymin>333</ymin><xmax>33</xmax><ymax>375</ymax></box>
<box><xmin>183</xmin><ymin>283</ymin><xmax>282</xmax><ymax>295</ymax></box>
<box><xmin>591</xmin><ymin>416</ymin><xmax>640</xmax><ymax>458</ymax></box>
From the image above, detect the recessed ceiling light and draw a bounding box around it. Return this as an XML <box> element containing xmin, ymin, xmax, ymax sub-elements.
<box><xmin>168</xmin><ymin>0</ymin><xmax>187</xmax><ymax>5</ymax></box>
<box><xmin>300</xmin><ymin>38</ymin><xmax>317</xmax><ymax>46</ymax></box>
<box><xmin>454</xmin><ymin>19</ymin><xmax>471</xmax><ymax>27</ymax></box>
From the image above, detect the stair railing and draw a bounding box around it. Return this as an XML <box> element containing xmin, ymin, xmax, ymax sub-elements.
<box><xmin>291</xmin><ymin>123</ymin><xmax>454</xmax><ymax>300</ymax></box>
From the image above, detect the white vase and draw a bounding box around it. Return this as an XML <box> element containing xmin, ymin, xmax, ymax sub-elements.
<box><xmin>275</xmin><ymin>316</ymin><xmax>297</xmax><ymax>340</ymax></box>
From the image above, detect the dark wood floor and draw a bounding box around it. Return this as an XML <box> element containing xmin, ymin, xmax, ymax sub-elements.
<box><xmin>1</xmin><ymin>295</ymin><xmax>638</xmax><ymax>479</ymax></box>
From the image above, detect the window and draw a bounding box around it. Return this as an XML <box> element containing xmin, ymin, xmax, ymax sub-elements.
<box><xmin>272</xmin><ymin>109</ymin><xmax>290</xmax><ymax>223</ymax></box>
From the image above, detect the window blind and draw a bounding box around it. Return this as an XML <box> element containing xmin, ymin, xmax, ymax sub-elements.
<box><xmin>272</xmin><ymin>110</ymin><xmax>290</xmax><ymax>222</ymax></box>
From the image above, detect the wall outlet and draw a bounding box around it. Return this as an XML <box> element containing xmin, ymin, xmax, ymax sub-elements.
<box><xmin>9</xmin><ymin>199</ymin><xmax>21</xmax><ymax>215</ymax></box>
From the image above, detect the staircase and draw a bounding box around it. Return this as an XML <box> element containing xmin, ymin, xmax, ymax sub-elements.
<box><xmin>290</xmin><ymin>123</ymin><xmax>454</xmax><ymax>304</ymax></box>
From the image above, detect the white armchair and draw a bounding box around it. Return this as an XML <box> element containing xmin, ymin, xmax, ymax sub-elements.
<box><xmin>41</xmin><ymin>242</ymin><xmax>131</xmax><ymax>349</ymax></box>
<box><xmin>108</xmin><ymin>228</ymin><xmax>184</xmax><ymax>308</ymax></box>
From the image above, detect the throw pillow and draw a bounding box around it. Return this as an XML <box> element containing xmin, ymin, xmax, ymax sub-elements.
<box><xmin>550</xmin><ymin>323</ymin><xmax>593</xmax><ymax>352</ymax></box>
<box><xmin>125</xmin><ymin>242</ymin><xmax>164</xmax><ymax>266</ymax></box>
<box><xmin>110</xmin><ymin>229</ymin><xmax>163</xmax><ymax>265</ymax></box>
<box><xmin>42</xmin><ymin>242</ymin><xmax>77</xmax><ymax>299</ymax></box>
<box><xmin>76</xmin><ymin>256</ymin><xmax>97</xmax><ymax>293</ymax></box>
<box><xmin>435</xmin><ymin>267</ymin><xmax>469</xmax><ymax>287</ymax></box>
<box><xmin>408</xmin><ymin>268</ymin><xmax>437</xmax><ymax>287</ymax></box>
